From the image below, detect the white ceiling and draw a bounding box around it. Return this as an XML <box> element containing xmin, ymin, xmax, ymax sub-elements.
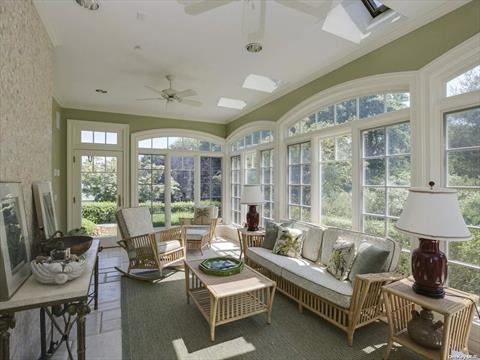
<box><xmin>34</xmin><ymin>0</ymin><xmax>467</xmax><ymax>124</ymax></box>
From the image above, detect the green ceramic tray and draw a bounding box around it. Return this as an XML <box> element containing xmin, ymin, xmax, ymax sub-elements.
<box><xmin>199</xmin><ymin>257</ymin><xmax>244</xmax><ymax>276</ymax></box>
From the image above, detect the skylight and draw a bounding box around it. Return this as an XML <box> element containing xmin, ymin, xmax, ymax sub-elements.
<box><xmin>361</xmin><ymin>0</ymin><xmax>389</xmax><ymax>18</ymax></box>
<box><xmin>242</xmin><ymin>74</ymin><xmax>283</xmax><ymax>93</ymax></box>
<box><xmin>217</xmin><ymin>97</ymin><xmax>247</xmax><ymax>110</ymax></box>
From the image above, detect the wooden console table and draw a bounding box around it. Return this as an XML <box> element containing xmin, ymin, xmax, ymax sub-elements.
<box><xmin>0</xmin><ymin>240</ymin><xmax>101</xmax><ymax>360</ymax></box>
<box><xmin>382</xmin><ymin>278</ymin><xmax>478</xmax><ymax>360</ymax></box>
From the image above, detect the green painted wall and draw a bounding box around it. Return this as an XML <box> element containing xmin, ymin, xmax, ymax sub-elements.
<box><xmin>52</xmin><ymin>107</ymin><xmax>226</xmax><ymax>230</ymax></box>
<box><xmin>227</xmin><ymin>0</ymin><xmax>480</xmax><ymax>135</ymax></box>
<box><xmin>61</xmin><ymin>108</ymin><xmax>226</xmax><ymax>138</ymax></box>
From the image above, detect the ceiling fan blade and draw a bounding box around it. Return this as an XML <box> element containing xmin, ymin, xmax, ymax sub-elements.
<box><xmin>179</xmin><ymin>99</ymin><xmax>203</xmax><ymax>107</ymax></box>
<box><xmin>275</xmin><ymin>0</ymin><xmax>333</xmax><ymax>19</ymax></box>
<box><xmin>242</xmin><ymin>0</ymin><xmax>266</xmax><ymax>43</ymax></box>
<box><xmin>144</xmin><ymin>85</ymin><xmax>164</xmax><ymax>95</ymax></box>
<box><xmin>175</xmin><ymin>89</ymin><xmax>197</xmax><ymax>98</ymax></box>
<box><xmin>179</xmin><ymin>0</ymin><xmax>234</xmax><ymax>16</ymax></box>
<box><xmin>136</xmin><ymin>97</ymin><xmax>164</xmax><ymax>101</ymax></box>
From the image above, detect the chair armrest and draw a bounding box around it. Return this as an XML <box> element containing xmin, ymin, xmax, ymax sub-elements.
<box><xmin>355</xmin><ymin>272</ymin><xmax>405</xmax><ymax>283</ymax></box>
<box><xmin>350</xmin><ymin>272</ymin><xmax>405</xmax><ymax>315</ymax></box>
<box><xmin>156</xmin><ymin>227</ymin><xmax>183</xmax><ymax>242</ymax></box>
<box><xmin>117</xmin><ymin>239</ymin><xmax>127</xmax><ymax>250</ymax></box>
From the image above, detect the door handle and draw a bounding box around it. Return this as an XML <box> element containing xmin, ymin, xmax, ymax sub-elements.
<box><xmin>117</xmin><ymin>194</ymin><xmax>122</xmax><ymax>207</ymax></box>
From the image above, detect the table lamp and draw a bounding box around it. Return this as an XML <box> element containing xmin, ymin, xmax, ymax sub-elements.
<box><xmin>240</xmin><ymin>185</ymin><xmax>264</xmax><ymax>231</ymax></box>
<box><xmin>395</xmin><ymin>181</ymin><xmax>472</xmax><ymax>298</ymax></box>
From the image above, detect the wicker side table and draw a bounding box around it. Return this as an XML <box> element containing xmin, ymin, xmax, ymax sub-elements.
<box><xmin>237</xmin><ymin>228</ymin><xmax>265</xmax><ymax>260</ymax></box>
<box><xmin>382</xmin><ymin>278</ymin><xmax>479</xmax><ymax>360</ymax></box>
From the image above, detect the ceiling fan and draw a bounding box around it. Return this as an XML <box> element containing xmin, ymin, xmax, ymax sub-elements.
<box><xmin>137</xmin><ymin>75</ymin><xmax>202</xmax><ymax>107</ymax></box>
<box><xmin>177</xmin><ymin>0</ymin><xmax>333</xmax><ymax>52</ymax></box>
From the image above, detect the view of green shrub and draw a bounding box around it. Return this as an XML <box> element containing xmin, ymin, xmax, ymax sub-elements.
<box><xmin>81</xmin><ymin>218</ymin><xmax>96</xmax><ymax>236</ymax></box>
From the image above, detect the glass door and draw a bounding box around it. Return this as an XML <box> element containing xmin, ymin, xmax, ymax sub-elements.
<box><xmin>170</xmin><ymin>155</ymin><xmax>195</xmax><ymax>225</ymax></box>
<box><xmin>72</xmin><ymin>150</ymin><xmax>123</xmax><ymax>243</ymax></box>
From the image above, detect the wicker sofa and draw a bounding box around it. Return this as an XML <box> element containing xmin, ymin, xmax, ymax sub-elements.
<box><xmin>245</xmin><ymin>221</ymin><xmax>404</xmax><ymax>346</ymax></box>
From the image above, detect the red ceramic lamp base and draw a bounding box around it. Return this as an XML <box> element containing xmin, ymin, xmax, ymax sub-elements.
<box><xmin>411</xmin><ymin>238</ymin><xmax>448</xmax><ymax>299</ymax></box>
<box><xmin>246</xmin><ymin>205</ymin><xmax>259</xmax><ymax>232</ymax></box>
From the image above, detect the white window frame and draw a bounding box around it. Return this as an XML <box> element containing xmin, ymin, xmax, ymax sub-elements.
<box><xmin>226</xmin><ymin>122</ymin><xmax>276</xmax><ymax>227</ymax></box>
<box><xmin>66</xmin><ymin>120</ymin><xmax>129</xmax><ymax>230</ymax></box>
<box><xmin>230</xmin><ymin>155</ymin><xmax>242</xmax><ymax>226</ymax></box>
<box><xmin>260</xmin><ymin>148</ymin><xmax>274</xmax><ymax>225</ymax></box>
<box><xmin>287</xmin><ymin>141</ymin><xmax>312</xmax><ymax>222</ymax></box>
<box><xmin>319</xmin><ymin>133</ymin><xmax>353</xmax><ymax>229</ymax></box>
<box><xmin>423</xmin><ymin>34</ymin><xmax>480</xmax><ymax>291</ymax></box>
<box><xmin>131</xmin><ymin>129</ymin><xmax>225</xmax><ymax>228</ymax></box>
<box><xmin>277</xmin><ymin>73</ymin><xmax>418</xmax><ymax>229</ymax></box>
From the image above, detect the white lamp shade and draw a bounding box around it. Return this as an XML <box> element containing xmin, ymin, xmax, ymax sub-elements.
<box><xmin>395</xmin><ymin>187</ymin><xmax>472</xmax><ymax>242</ymax></box>
<box><xmin>240</xmin><ymin>185</ymin><xmax>264</xmax><ymax>205</ymax></box>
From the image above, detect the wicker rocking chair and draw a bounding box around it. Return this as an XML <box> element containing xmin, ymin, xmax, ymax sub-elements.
<box><xmin>115</xmin><ymin>207</ymin><xmax>186</xmax><ymax>282</ymax></box>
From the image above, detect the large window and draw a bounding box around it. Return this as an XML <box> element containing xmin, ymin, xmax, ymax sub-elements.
<box><xmin>444</xmin><ymin>107</ymin><xmax>480</xmax><ymax>296</ymax></box>
<box><xmin>261</xmin><ymin>149</ymin><xmax>274</xmax><ymax>224</ymax></box>
<box><xmin>138</xmin><ymin>136</ymin><xmax>222</xmax><ymax>152</ymax></box>
<box><xmin>138</xmin><ymin>154</ymin><xmax>166</xmax><ymax>227</ymax></box>
<box><xmin>288</xmin><ymin>142</ymin><xmax>311</xmax><ymax>222</ymax></box>
<box><xmin>231</xmin><ymin>130</ymin><xmax>273</xmax><ymax>152</ymax></box>
<box><xmin>320</xmin><ymin>135</ymin><xmax>352</xmax><ymax>229</ymax></box>
<box><xmin>135</xmin><ymin>133</ymin><xmax>223</xmax><ymax>228</ymax></box>
<box><xmin>200</xmin><ymin>157</ymin><xmax>222</xmax><ymax>214</ymax></box>
<box><xmin>231</xmin><ymin>156</ymin><xmax>241</xmax><ymax>226</ymax></box>
<box><xmin>229</xmin><ymin>127</ymin><xmax>275</xmax><ymax>227</ymax></box>
<box><xmin>362</xmin><ymin>122</ymin><xmax>411</xmax><ymax>273</ymax></box>
<box><xmin>287</xmin><ymin>92</ymin><xmax>410</xmax><ymax>137</ymax></box>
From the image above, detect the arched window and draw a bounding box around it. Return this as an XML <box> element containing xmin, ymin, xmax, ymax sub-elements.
<box><xmin>132</xmin><ymin>130</ymin><xmax>224</xmax><ymax>228</ymax></box>
<box><xmin>228</xmin><ymin>125</ymin><xmax>275</xmax><ymax>226</ymax></box>
<box><xmin>279</xmin><ymin>75</ymin><xmax>414</xmax><ymax>274</ymax></box>
<box><xmin>286</xmin><ymin>92</ymin><xmax>410</xmax><ymax>137</ymax></box>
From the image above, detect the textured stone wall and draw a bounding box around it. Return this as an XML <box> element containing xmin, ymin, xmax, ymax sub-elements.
<box><xmin>0</xmin><ymin>0</ymin><xmax>53</xmax><ymax>358</ymax></box>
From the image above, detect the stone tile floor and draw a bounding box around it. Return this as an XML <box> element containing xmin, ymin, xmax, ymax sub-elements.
<box><xmin>51</xmin><ymin>237</ymin><xmax>240</xmax><ymax>359</ymax></box>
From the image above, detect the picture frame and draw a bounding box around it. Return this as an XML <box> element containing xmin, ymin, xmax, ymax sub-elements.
<box><xmin>32</xmin><ymin>181</ymin><xmax>58</xmax><ymax>240</ymax></box>
<box><xmin>0</xmin><ymin>182</ymin><xmax>31</xmax><ymax>301</ymax></box>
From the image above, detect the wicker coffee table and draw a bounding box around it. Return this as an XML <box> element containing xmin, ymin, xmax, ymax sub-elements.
<box><xmin>184</xmin><ymin>258</ymin><xmax>276</xmax><ymax>341</ymax></box>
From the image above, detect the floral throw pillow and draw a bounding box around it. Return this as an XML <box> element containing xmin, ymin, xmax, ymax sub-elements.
<box><xmin>272</xmin><ymin>227</ymin><xmax>304</xmax><ymax>258</ymax></box>
<box><xmin>326</xmin><ymin>239</ymin><xmax>356</xmax><ymax>281</ymax></box>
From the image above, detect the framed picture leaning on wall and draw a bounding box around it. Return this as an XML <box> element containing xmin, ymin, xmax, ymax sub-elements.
<box><xmin>33</xmin><ymin>181</ymin><xmax>58</xmax><ymax>240</ymax></box>
<box><xmin>0</xmin><ymin>182</ymin><xmax>31</xmax><ymax>301</ymax></box>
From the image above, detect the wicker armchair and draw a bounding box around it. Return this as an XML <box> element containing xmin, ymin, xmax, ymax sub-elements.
<box><xmin>115</xmin><ymin>207</ymin><xmax>185</xmax><ymax>281</ymax></box>
<box><xmin>180</xmin><ymin>206</ymin><xmax>219</xmax><ymax>254</ymax></box>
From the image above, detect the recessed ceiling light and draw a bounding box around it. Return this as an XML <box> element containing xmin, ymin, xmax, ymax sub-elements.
<box><xmin>75</xmin><ymin>0</ymin><xmax>99</xmax><ymax>10</ymax></box>
<box><xmin>95</xmin><ymin>89</ymin><xmax>107</xmax><ymax>94</ymax></box>
<box><xmin>246</xmin><ymin>42</ymin><xmax>262</xmax><ymax>53</ymax></box>
<box><xmin>243</xmin><ymin>74</ymin><xmax>283</xmax><ymax>93</ymax></box>
<box><xmin>217</xmin><ymin>97</ymin><xmax>246</xmax><ymax>110</ymax></box>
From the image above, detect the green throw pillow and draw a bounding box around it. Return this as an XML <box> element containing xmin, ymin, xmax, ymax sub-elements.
<box><xmin>326</xmin><ymin>239</ymin><xmax>355</xmax><ymax>281</ymax></box>
<box><xmin>272</xmin><ymin>227</ymin><xmax>304</xmax><ymax>258</ymax></box>
<box><xmin>348</xmin><ymin>242</ymin><xmax>390</xmax><ymax>283</ymax></box>
<box><xmin>262</xmin><ymin>221</ymin><xmax>292</xmax><ymax>250</ymax></box>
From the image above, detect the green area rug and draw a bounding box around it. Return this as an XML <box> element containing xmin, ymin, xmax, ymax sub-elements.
<box><xmin>122</xmin><ymin>272</ymin><xmax>421</xmax><ymax>360</ymax></box>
